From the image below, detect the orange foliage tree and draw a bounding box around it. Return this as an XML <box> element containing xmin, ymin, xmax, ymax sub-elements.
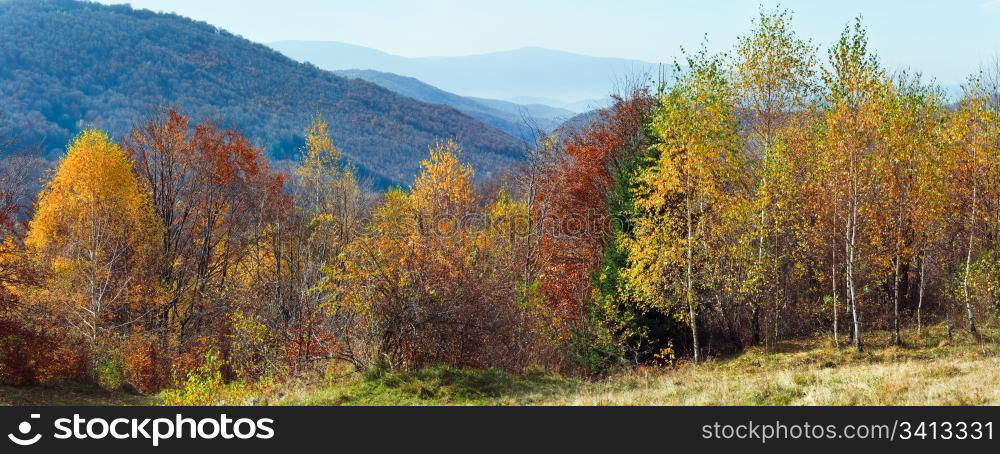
<box><xmin>126</xmin><ymin>109</ymin><xmax>289</xmax><ymax>383</ymax></box>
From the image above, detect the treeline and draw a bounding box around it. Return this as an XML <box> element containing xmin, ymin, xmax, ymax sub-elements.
<box><xmin>560</xmin><ymin>11</ymin><xmax>1000</xmax><ymax>368</ymax></box>
<box><xmin>2</xmin><ymin>9</ymin><xmax>1000</xmax><ymax>394</ymax></box>
<box><xmin>0</xmin><ymin>106</ymin><xmax>561</xmax><ymax>391</ymax></box>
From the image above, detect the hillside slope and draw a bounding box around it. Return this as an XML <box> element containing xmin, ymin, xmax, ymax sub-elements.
<box><xmin>0</xmin><ymin>0</ymin><xmax>525</xmax><ymax>187</ymax></box>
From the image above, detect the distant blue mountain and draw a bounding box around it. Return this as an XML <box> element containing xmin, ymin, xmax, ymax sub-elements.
<box><xmin>269</xmin><ymin>41</ymin><xmax>661</xmax><ymax>109</ymax></box>
<box><xmin>333</xmin><ymin>69</ymin><xmax>575</xmax><ymax>141</ymax></box>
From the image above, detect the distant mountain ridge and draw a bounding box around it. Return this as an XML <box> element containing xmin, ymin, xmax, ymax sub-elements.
<box><xmin>0</xmin><ymin>0</ymin><xmax>526</xmax><ymax>187</ymax></box>
<box><xmin>269</xmin><ymin>40</ymin><xmax>661</xmax><ymax>108</ymax></box>
<box><xmin>333</xmin><ymin>69</ymin><xmax>574</xmax><ymax>141</ymax></box>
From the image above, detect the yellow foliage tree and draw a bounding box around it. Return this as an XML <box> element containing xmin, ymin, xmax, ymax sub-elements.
<box><xmin>874</xmin><ymin>75</ymin><xmax>946</xmax><ymax>344</ymax></box>
<box><xmin>411</xmin><ymin>139</ymin><xmax>476</xmax><ymax>222</ymax></box>
<box><xmin>624</xmin><ymin>49</ymin><xmax>741</xmax><ymax>362</ymax></box>
<box><xmin>817</xmin><ymin>18</ymin><xmax>888</xmax><ymax>351</ymax></box>
<box><xmin>333</xmin><ymin>140</ymin><xmax>545</xmax><ymax>370</ymax></box>
<box><xmin>731</xmin><ymin>6</ymin><xmax>817</xmax><ymax>347</ymax></box>
<box><xmin>282</xmin><ymin>113</ymin><xmax>366</xmax><ymax>372</ymax></box>
<box><xmin>25</xmin><ymin>130</ymin><xmax>162</xmax><ymax>350</ymax></box>
<box><xmin>943</xmin><ymin>79</ymin><xmax>1000</xmax><ymax>346</ymax></box>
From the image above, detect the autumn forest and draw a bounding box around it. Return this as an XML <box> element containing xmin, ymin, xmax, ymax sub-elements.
<box><xmin>2</xmin><ymin>8</ymin><xmax>1000</xmax><ymax>405</ymax></box>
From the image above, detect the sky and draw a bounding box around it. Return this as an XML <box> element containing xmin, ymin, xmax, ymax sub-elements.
<box><xmin>93</xmin><ymin>0</ymin><xmax>1000</xmax><ymax>85</ymax></box>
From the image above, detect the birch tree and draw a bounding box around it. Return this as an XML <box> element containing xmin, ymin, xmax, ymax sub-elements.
<box><xmin>26</xmin><ymin>130</ymin><xmax>162</xmax><ymax>352</ymax></box>
<box><xmin>625</xmin><ymin>49</ymin><xmax>740</xmax><ymax>362</ymax></box>
<box><xmin>819</xmin><ymin>19</ymin><xmax>887</xmax><ymax>351</ymax></box>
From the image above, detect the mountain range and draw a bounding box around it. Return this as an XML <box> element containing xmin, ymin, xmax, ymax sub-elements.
<box><xmin>332</xmin><ymin>69</ymin><xmax>574</xmax><ymax>141</ymax></box>
<box><xmin>0</xmin><ymin>0</ymin><xmax>526</xmax><ymax>187</ymax></box>
<box><xmin>268</xmin><ymin>40</ymin><xmax>660</xmax><ymax>109</ymax></box>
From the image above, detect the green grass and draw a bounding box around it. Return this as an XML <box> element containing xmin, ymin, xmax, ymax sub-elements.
<box><xmin>4</xmin><ymin>324</ymin><xmax>998</xmax><ymax>406</ymax></box>
<box><xmin>275</xmin><ymin>366</ymin><xmax>581</xmax><ymax>406</ymax></box>
<box><xmin>0</xmin><ymin>382</ymin><xmax>158</xmax><ymax>406</ymax></box>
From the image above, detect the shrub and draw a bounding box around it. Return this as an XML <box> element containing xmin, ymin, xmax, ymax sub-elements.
<box><xmin>0</xmin><ymin>320</ymin><xmax>37</xmax><ymax>385</ymax></box>
<box><xmin>0</xmin><ymin>319</ymin><xmax>88</xmax><ymax>385</ymax></box>
<box><xmin>94</xmin><ymin>348</ymin><xmax>126</xmax><ymax>391</ymax></box>
<box><xmin>161</xmin><ymin>350</ymin><xmax>272</xmax><ymax>406</ymax></box>
<box><xmin>228</xmin><ymin>310</ymin><xmax>281</xmax><ymax>382</ymax></box>
<box><xmin>33</xmin><ymin>343</ymin><xmax>89</xmax><ymax>384</ymax></box>
<box><xmin>123</xmin><ymin>330</ymin><xmax>163</xmax><ymax>394</ymax></box>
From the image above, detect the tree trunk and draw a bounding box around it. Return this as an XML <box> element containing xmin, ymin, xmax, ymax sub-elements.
<box><xmin>832</xmin><ymin>246</ymin><xmax>839</xmax><ymax>346</ymax></box>
<box><xmin>830</xmin><ymin>194</ymin><xmax>839</xmax><ymax>347</ymax></box>
<box><xmin>892</xmin><ymin>251</ymin><xmax>902</xmax><ymax>346</ymax></box>
<box><xmin>917</xmin><ymin>252</ymin><xmax>926</xmax><ymax>336</ymax></box>
<box><xmin>846</xmin><ymin>198</ymin><xmax>862</xmax><ymax>352</ymax></box>
<box><xmin>686</xmin><ymin>190</ymin><xmax>700</xmax><ymax>363</ymax></box>
<box><xmin>758</xmin><ymin>203</ymin><xmax>766</xmax><ymax>348</ymax></box>
<box><xmin>962</xmin><ymin>185</ymin><xmax>981</xmax><ymax>344</ymax></box>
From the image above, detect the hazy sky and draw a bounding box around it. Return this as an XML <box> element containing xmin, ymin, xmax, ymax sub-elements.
<box><xmin>93</xmin><ymin>0</ymin><xmax>1000</xmax><ymax>85</ymax></box>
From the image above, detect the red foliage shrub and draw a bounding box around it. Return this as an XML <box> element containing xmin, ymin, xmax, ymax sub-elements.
<box><xmin>0</xmin><ymin>318</ymin><xmax>89</xmax><ymax>385</ymax></box>
<box><xmin>123</xmin><ymin>329</ymin><xmax>166</xmax><ymax>394</ymax></box>
<box><xmin>0</xmin><ymin>319</ymin><xmax>37</xmax><ymax>385</ymax></box>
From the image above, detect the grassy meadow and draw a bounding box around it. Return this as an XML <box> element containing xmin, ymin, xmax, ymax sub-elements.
<box><xmin>5</xmin><ymin>324</ymin><xmax>997</xmax><ymax>406</ymax></box>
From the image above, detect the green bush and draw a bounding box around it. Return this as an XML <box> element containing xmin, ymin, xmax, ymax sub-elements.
<box><xmin>94</xmin><ymin>348</ymin><xmax>125</xmax><ymax>391</ymax></box>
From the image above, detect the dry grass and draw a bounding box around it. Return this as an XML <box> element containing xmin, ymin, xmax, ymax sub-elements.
<box><xmin>499</xmin><ymin>325</ymin><xmax>1000</xmax><ymax>406</ymax></box>
<box><xmin>522</xmin><ymin>349</ymin><xmax>998</xmax><ymax>406</ymax></box>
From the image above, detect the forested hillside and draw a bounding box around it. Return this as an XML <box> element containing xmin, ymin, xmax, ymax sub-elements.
<box><xmin>0</xmin><ymin>0</ymin><xmax>525</xmax><ymax>186</ymax></box>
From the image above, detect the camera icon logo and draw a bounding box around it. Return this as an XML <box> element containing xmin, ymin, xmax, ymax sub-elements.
<box><xmin>8</xmin><ymin>414</ymin><xmax>42</xmax><ymax>446</ymax></box>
